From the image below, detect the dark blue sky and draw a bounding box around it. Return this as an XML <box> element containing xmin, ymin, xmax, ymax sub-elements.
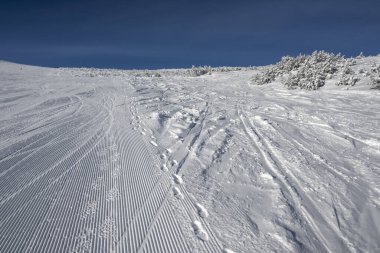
<box><xmin>0</xmin><ymin>0</ymin><xmax>379</xmax><ymax>69</ymax></box>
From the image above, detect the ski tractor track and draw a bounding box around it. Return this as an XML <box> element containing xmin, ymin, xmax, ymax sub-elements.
<box><xmin>0</xmin><ymin>83</ymin><xmax>205</xmax><ymax>253</ymax></box>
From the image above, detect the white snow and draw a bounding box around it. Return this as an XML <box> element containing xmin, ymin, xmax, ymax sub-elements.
<box><xmin>0</xmin><ymin>55</ymin><xmax>379</xmax><ymax>252</ymax></box>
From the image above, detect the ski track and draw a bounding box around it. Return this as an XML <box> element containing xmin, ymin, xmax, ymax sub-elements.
<box><xmin>238</xmin><ymin>110</ymin><xmax>348</xmax><ymax>252</ymax></box>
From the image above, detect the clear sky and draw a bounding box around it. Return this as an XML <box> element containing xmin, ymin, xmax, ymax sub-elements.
<box><xmin>0</xmin><ymin>0</ymin><xmax>379</xmax><ymax>69</ymax></box>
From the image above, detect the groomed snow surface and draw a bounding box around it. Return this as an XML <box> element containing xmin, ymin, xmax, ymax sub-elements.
<box><xmin>0</xmin><ymin>56</ymin><xmax>379</xmax><ymax>252</ymax></box>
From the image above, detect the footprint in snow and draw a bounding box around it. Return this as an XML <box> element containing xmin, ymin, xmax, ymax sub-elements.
<box><xmin>171</xmin><ymin>159</ymin><xmax>178</xmax><ymax>166</ymax></box>
<box><xmin>173</xmin><ymin>187</ymin><xmax>184</xmax><ymax>199</ymax></box>
<box><xmin>192</xmin><ymin>220</ymin><xmax>209</xmax><ymax>241</ymax></box>
<box><xmin>260</xmin><ymin>172</ymin><xmax>273</xmax><ymax>181</ymax></box>
<box><xmin>173</xmin><ymin>174</ymin><xmax>183</xmax><ymax>184</ymax></box>
<box><xmin>222</xmin><ymin>248</ymin><xmax>235</xmax><ymax>253</ymax></box>
<box><xmin>161</xmin><ymin>164</ymin><xmax>168</xmax><ymax>172</ymax></box>
<box><xmin>195</xmin><ymin>203</ymin><xmax>209</xmax><ymax>218</ymax></box>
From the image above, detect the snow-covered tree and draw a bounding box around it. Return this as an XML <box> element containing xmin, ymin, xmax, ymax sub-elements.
<box><xmin>337</xmin><ymin>75</ymin><xmax>360</xmax><ymax>86</ymax></box>
<box><xmin>370</xmin><ymin>65</ymin><xmax>380</xmax><ymax>89</ymax></box>
<box><xmin>189</xmin><ymin>66</ymin><xmax>212</xmax><ymax>76</ymax></box>
<box><xmin>249</xmin><ymin>66</ymin><xmax>277</xmax><ymax>85</ymax></box>
<box><xmin>250</xmin><ymin>51</ymin><xmax>344</xmax><ymax>90</ymax></box>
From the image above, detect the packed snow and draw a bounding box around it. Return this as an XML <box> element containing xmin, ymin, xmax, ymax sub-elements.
<box><xmin>0</xmin><ymin>53</ymin><xmax>379</xmax><ymax>253</ymax></box>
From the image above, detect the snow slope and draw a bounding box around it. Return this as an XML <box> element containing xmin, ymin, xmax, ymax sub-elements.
<box><xmin>0</xmin><ymin>56</ymin><xmax>379</xmax><ymax>253</ymax></box>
